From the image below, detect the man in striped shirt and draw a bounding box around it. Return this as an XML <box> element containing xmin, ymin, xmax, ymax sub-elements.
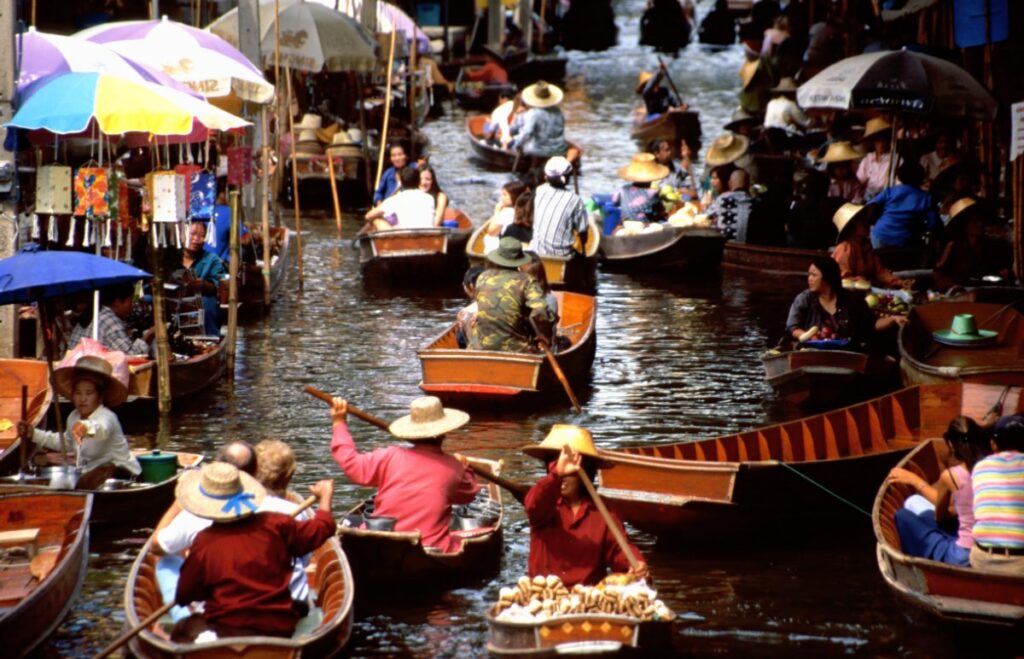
<box><xmin>970</xmin><ymin>415</ymin><xmax>1024</xmax><ymax>574</ymax></box>
<box><xmin>530</xmin><ymin>157</ymin><xmax>588</xmax><ymax>257</ymax></box>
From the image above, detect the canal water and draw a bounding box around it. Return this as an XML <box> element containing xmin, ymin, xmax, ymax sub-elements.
<box><xmin>39</xmin><ymin>2</ymin><xmax>964</xmax><ymax>657</ymax></box>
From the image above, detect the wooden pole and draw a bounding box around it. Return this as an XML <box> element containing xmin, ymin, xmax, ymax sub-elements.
<box><xmin>375</xmin><ymin>30</ymin><xmax>398</xmax><ymax>192</ymax></box>
<box><xmin>409</xmin><ymin>35</ymin><xmax>419</xmax><ymax>161</ymax></box>
<box><xmin>327</xmin><ymin>154</ymin><xmax>343</xmax><ymax>239</ymax></box>
<box><xmin>577</xmin><ymin>473</ymin><xmax>640</xmax><ymax>571</ymax></box>
<box><xmin>19</xmin><ymin>385</ymin><xmax>27</xmax><ymax>473</ymax></box>
<box><xmin>541</xmin><ymin>346</ymin><xmax>581</xmax><ymax>412</ymax></box>
<box><xmin>1015</xmin><ymin>158</ymin><xmax>1023</xmax><ymax>284</ymax></box>
<box><xmin>225</xmin><ymin>190</ymin><xmax>240</xmax><ymax>381</ymax></box>
<box><xmin>285</xmin><ymin>68</ymin><xmax>304</xmax><ymax>290</ymax></box>
<box><xmin>260</xmin><ymin>110</ymin><xmax>272</xmax><ymax>307</ymax></box>
<box><xmin>150</xmin><ymin>242</ymin><xmax>172</xmax><ymax>416</ymax></box>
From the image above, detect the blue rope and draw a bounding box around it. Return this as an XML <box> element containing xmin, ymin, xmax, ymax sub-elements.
<box><xmin>778</xmin><ymin>462</ymin><xmax>871</xmax><ymax>518</ymax></box>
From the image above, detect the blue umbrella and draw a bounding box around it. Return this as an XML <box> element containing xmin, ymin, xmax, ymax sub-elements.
<box><xmin>0</xmin><ymin>244</ymin><xmax>151</xmax><ymax>305</ymax></box>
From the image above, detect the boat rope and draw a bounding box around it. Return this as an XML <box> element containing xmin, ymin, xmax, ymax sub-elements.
<box><xmin>778</xmin><ymin>462</ymin><xmax>871</xmax><ymax>518</ymax></box>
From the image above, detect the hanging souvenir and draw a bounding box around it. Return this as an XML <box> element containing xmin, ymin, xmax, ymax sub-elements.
<box><xmin>147</xmin><ymin>170</ymin><xmax>187</xmax><ymax>223</ymax></box>
<box><xmin>35</xmin><ymin>165</ymin><xmax>72</xmax><ymax>214</ymax></box>
<box><xmin>175</xmin><ymin>164</ymin><xmax>216</xmax><ymax>220</ymax></box>
<box><xmin>73</xmin><ymin>166</ymin><xmax>111</xmax><ymax>218</ymax></box>
<box><xmin>226</xmin><ymin>146</ymin><xmax>252</xmax><ymax>186</ymax></box>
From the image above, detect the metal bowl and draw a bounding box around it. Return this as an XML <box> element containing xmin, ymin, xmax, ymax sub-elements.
<box><xmin>99</xmin><ymin>478</ymin><xmax>134</xmax><ymax>491</ymax></box>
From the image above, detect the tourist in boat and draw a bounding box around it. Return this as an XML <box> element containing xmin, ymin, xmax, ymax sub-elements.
<box><xmin>704</xmin><ymin>169</ymin><xmax>754</xmax><ymax>242</ymax></box>
<box><xmin>182</xmin><ymin>220</ymin><xmax>226</xmax><ymax>336</ymax></box>
<box><xmin>932</xmin><ymin>198</ymin><xmax>1012</xmax><ymax>290</ymax></box>
<box><xmin>484</xmin><ymin>181</ymin><xmax>529</xmax><ymax>252</ymax></box>
<box><xmin>372</xmin><ymin>142</ymin><xmax>412</xmax><ymax>205</ymax></box>
<box><xmin>887</xmin><ymin>416</ymin><xmax>993</xmax><ymax>567</ymax></box>
<box><xmin>701</xmin><ymin>133</ymin><xmax>749</xmax><ymax>203</ymax></box>
<box><xmin>821</xmin><ymin>141</ymin><xmax>866</xmax><ymax>205</ymax></box>
<box><xmin>520</xmin><ymin>256</ymin><xmax>559</xmax><ymax>342</ymax></box>
<box><xmin>867</xmin><ymin>161</ymin><xmax>940</xmax><ymax>249</ymax></box>
<box><xmin>461</xmin><ymin>46</ymin><xmax>509</xmax><ymax>85</ymax></box>
<box><xmin>67</xmin><ymin>282</ymin><xmax>153</xmax><ymax>356</ymax></box>
<box><xmin>531</xmin><ymin>157</ymin><xmax>588</xmax><ymax>257</ymax></box>
<box><xmin>18</xmin><ymin>354</ymin><xmax>140</xmax><ymax>479</ymax></box>
<box><xmin>484</xmin><ymin>90</ymin><xmax>517</xmax><ymax>146</ymax></box>
<box><xmin>699</xmin><ymin>0</ymin><xmax>737</xmax><ymax>46</ymax></box>
<box><xmin>522</xmin><ymin>425</ymin><xmax>649</xmax><ymax>587</ymax></box>
<box><xmin>785</xmin><ymin>256</ymin><xmax>906</xmax><ymax>348</ymax></box>
<box><xmin>508</xmin><ymin>81</ymin><xmax>568</xmax><ymax>159</ymax></box>
<box><xmin>329</xmin><ymin>396</ymin><xmax>479</xmax><ymax>554</ymax></box>
<box><xmin>503</xmin><ymin>191</ymin><xmax>535</xmax><ymax>246</ymax></box>
<box><xmin>365</xmin><ymin>168</ymin><xmax>436</xmax><ymax>231</ymax></box>
<box><xmin>635</xmin><ymin>66</ymin><xmax>683</xmax><ymax>121</ymax></box>
<box><xmin>648</xmin><ymin>138</ymin><xmax>693</xmax><ymax>195</ymax></box>
<box><xmin>418</xmin><ymin>166</ymin><xmax>449</xmax><ymax>227</ymax></box>
<box><xmin>831</xmin><ymin>203</ymin><xmax>909</xmax><ymax>289</ymax></box>
<box><xmin>470</xmin><ymin>237</ymin><xmax>554</xmax><ymax>352</ymax></box>
<box><xmin>171</xmin><ymin>462</ymin><xmax>336</xmax><ymax>640</ymax></box>
<box><xmin>969</xmin><ymin>415</ymin><xmax>1024</xmax><ymax>574</ymax></box>
<box><xmin>856</xmin><ymin>118</ymin><xmax>896</xmax><ymax>201</ymax></box>
<box><xmin>762</xmin><ymin>78</ymin><xmax>812</xmax><ymax>152</ymax></box>
<box><xmin>613</xmin><ymin>153</ymin><xmax>669</xmax><ymax>223</ymax></box>
<box><xmin>639</xmin><ymin>0</ymin><xmax>691</xmax><ymax>54</ymax></box>
<box><xmin>700</xmin><ymin>163</ymin><xmax>735</xmax><ymax>208</ymax></box>
<box><xmin>456</xmin><ymin>266</ymin><xmax>485</xmax><ymax>349</ymax></box>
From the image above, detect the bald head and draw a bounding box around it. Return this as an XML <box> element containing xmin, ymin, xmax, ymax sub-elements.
<box><xmin>216</xmin><ymin>440</ymin><xmax>257</xmax><ymax>476</ymax></box>
<box><xmin>729</xmin><ymin>169</ymin><xmax>750</xmax><ymax>192</ymax></box>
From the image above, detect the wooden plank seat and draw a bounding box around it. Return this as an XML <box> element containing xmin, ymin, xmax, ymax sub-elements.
<box><xmin>0</xmin><ymin>528</ymin><xmax>39</xmax><ymax>557</ymax></box>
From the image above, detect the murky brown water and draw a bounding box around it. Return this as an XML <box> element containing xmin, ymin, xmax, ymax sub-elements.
<box><xmin>33</xmin><ymin>2</ymin><xmax>970</xmax><ymax>657</ymax></box>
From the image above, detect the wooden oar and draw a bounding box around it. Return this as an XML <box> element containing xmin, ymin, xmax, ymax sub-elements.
<box><xmin>655</xmin><ymin>56</ymin><xmax>684</xmax><ymax>107</ymax></box>
<box><xmin>19</xmin><ymin>385</ymin><xmax>27</xmax><ymax>474</ymax></box>
<box><xmin>94</xmin><ymin>494</ymin><xmax>319</xmax><ymax>659</ymax></box>
<box><xmin>577</xmin><ymin>469</ymin><xmax>640</xmax><ymax>571</ymax></box>
<box><xmin>302</xmin><ymin>386</ymin><xmax>530</xmax><ymax>503</ymax></box>
<box><xmin>539</xmin><ymin>342</ymin><xmax>582</xmax><ymax>413</ymax></box>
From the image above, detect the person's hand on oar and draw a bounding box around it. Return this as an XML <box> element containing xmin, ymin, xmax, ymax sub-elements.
<box><xmin>330</xmin><ymin>397</ymin><xmax>349</xmax><ymax>425</ymax></box>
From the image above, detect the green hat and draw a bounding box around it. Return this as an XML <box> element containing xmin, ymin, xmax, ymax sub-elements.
<box><xmin>487</xmin><ymin>236</ymin><xmax>531</xmax><ymax>268</ymax></box>
<box><xmin>931</xmin><ymin>313</ymin><xmax>998</xmax><ymax>347</ymax></box>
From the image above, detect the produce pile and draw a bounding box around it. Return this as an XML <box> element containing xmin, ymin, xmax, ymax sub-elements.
<box><xmin>864</xmin><ymin>291</ymin><xmax>911</xmax><ymax>316</ymax></box>
<box><xmin>492</xmin><ymin>574</ymin><xmax>674</xmax><ymax>622</ymax></box>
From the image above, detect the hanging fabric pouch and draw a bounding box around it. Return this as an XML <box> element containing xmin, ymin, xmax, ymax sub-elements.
<box><xmin>176</xmin><ymin>165</ymin><xmax>216</xmax><ymax>220</ymax></box>
<box><xmin>35</xmin><ymin>165</ymin><xmax>73</xmax><ymax>214</ymax></box>
<box><xmin>73</xmin><ymin>166</ymin><xmax>111</xmax><ymax>219</ymax></box>
<box><xmin>148</xmin><ymin>170</ymin><xmax>188</xmax><ymax>222</ymax></box>
<box><xmin>226</xmin><ymin>146</ymin><xmax>252</xmax><ymax>186</ymax></box>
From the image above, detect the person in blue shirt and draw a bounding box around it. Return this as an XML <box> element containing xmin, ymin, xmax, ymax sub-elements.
<box><xmin>373</xmin><ymin>143</ymin><xmax>414</xmax><ymax>205</ymax></box>
<box><xmin>869</xmin><ymin>161</ymin><xmax>940</xmax><ymax>249</ymax></box>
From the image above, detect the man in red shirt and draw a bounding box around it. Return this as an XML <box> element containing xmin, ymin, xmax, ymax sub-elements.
<box><xmin>523</xmin><ymin>424</ymin><xmax>650</xmax><ymax>587</ymax></box>
<box><xmin>461</xmin><ymin>47</ymin><xmax>509</xmax><ymax>85</ymax></box>
<box><xmin>330</xmin><ymin>396</ymin><xmax>479</xmax><ymax>553</ymax></box>
<box><xmin>173</xmin><ymin>462</ymin><xmax>335</xmax><ymax>640</ymax></box>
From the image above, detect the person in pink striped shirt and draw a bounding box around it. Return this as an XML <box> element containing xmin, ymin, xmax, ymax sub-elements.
<box><xmin>970</xmin><ymin>415</ymin><xmax>1024</xmax><ymax>573</ymax></box>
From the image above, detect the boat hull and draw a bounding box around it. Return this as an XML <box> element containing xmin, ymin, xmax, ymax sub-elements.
<box><xmin>357</xmin><ymin>227</ymin><xmax>472</xmax><ymax>284</ymax></box>
<box><xmin>466</xmin><ymin>115</ymin><xmax>582</xmax><ymax>174</ymax></box>
<box><xmin>629</xmin><ymin>110</ymin><xmax>702</xmax><ymax>156</ymax></box>
<box><xmin>0</xmin><ymin>359</ymin><xmax>54</xmax><ymax>474</ymax></box>
<box><xmin>721</xmin><ymin>241</ymin><xmax>826</xmax><ymax>277</ymax></box>
<box><xmin>218</xmin><ymin>226</ymin><xmax>291</xmax><ymax>318</ymax></box>
<box><xmin>599</xmin><ymin>226</ymin><xmax>725</xmax><ymax>272</ymax></box>
<box><xmin>486</xmin><ymin>613</ymin><xmax>675</xmax><ymax>657</ymax></box>
<box><xmin>126</xmin><ymin>338</ymin><xmax>227</xmax><ymax>404</ymax></box>
<box><xmin>762</xmin><ymin>349</ymin><xmax>899</xmax><ymax>408</ymax></box>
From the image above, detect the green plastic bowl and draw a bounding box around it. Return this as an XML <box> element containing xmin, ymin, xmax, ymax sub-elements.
<box><xmin>138</xmin><ymin>450</ymin><xmax>178</xmax><ymax>484</ymax></box>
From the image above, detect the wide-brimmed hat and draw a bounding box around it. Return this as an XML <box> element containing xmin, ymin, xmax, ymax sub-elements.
<box><xmin>54</xmin><ymin>355</ymin><xmax>128</xmax><ymax>407</ymax></box>
<box><xmin>487</xmin><ymin>235</ymin><xmax>532</xmax><ymax>268</ymax></box>
<box><xmin>771</xmin><ymin>77</ymin><xmax>799</xmax><ymax>94</ymax></box>
<box><xmin>389</xmin><ymin>396</ymin><xmax>470</xmax><ymax>440</ymax></box>
<box><xmin>522</xmin><ymin>424</ymin><xmax>613</xmax><ymax>468</ymax></box>
<box><xmin>818</xmin><ymin>141</ymin><xmax>864</xmax><ymax>164</ymax></box>
<box><xmin>315</xmin><ymin>123</ymin><xmax>340</xmax><ymax>144</ymax></box>
<box><xmin>724</xmin><ymin>108</ymin><xmax>761</xmax><ymax>133</ymax></box>
<box><xmin>944</xmin><ymin>197</ymin><xmax>983</xmax><ymax>235</ymax></box>
<box><xmin>635</xmin><ymin>71</ymin><xmax>654</xmax><ymax>94</ymax></box>
<box><xmin>544</xmin><ymin>156</ymin><xmax>573</xmax><ymax>178</ymax></box>
<box><xmin>619</xmin><ymin>153</ymin><xmax>670</xmax><ymax>183</ymax></box>
<box><xmin>296</xmin><ymin>129</ymin><xmax>322</xmax><ymax>155</ymax></box>
<box><xmin>705</xmin><ymin>133</ymin><xmax>750</xmax><ymax>166</ymax></box>
<box><xmin>295</xmin><ymin>113</ymin><xmax>322</xmax><ymax>130</ymax></box>
<box><xmin>832</xmin><ymin>203</ymin><xmax>879</xmax><ymax>243</ymax></box>
<box><xmin>327</xmin><ymin>130</ymin><xmax>362</xmax><ymax>157</ymax></box>
<box><xmin>860</xmin><ymin>117</ymin><xmax>892</xmax><ymax>141</ymax></box>
<box><xmin>175</xmin><ymin>462</ymin><xmax>266</xmax><ymax>522</ymax></box>
<box><xmin>739</xmin><ymin>59</ymin><xmax>761</xmax><ymax>91</ymax></box>
<box><xmin>521</xmin><ymin>81</ymin><xmax>563</xmax><ymax>108</ymax></box>
<box><xmin>932</xmin><ymin>313</ymin><xmax>998</xmax><ymax>347</ymax></box>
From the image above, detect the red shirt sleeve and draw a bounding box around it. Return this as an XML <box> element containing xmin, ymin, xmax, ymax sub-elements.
<box><xmin>175</xmin><ymin>541</ymin><xmax>206</xmax><ymax>606</ymax></box>
<box><xmin>602</xmin><ymin>512</ymin><xmax>644</xmax><ymax>574</ymax></box>
<box><xmin>331</xmin><ymin>420</ymin><xmax>388</xmax><ymax>487</ymax></box>
<box><xmin>452</xmin><ymin>465</ymin><xmax>480</xmax><ymax>505</ymax></box>
<box><xmin>277</xmin><ymin>509</ymin><xmax>335</xmax><ymax>557</ymax></box>
<box><xmin>524</xmin><ymin>471</ymin><xmax>561</xmax><ymax>528</ymax></box>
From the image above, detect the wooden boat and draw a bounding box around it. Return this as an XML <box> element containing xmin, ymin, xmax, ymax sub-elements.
<box><xmin>0</xmin><ymin>359</ymin><xmax>53</xmax><ymax>475</ymax></box>
<box><xmin>506</xmin><ymin>53</ymin><xmax>568</xmax><ymax>87</ymax></box>
<box><xmin>629</xmin><ymin>110</ymin><xmax>702</xmax><ymax>156</ymax></box>
<box><xmin>217</xmin><ymin>225</ymin><xmax>291</xmax><ymax>317</ymax></box>
<box><xmin>0</xmin><ymin>491</ymin><xmax>91</xmax><ymax>658</ymax></box>
<box><xmin>337</xmin><ymin>457</ymin><xmax>503</xmax><ymax>588</ymax></box>
<box><xmin>0</xmin><ymin>449</ymin><xmax>203</xmax><ymax>526</ymax></box>
<box><xmin>453</xmin><ymin>68</ymin><xmax>517</xmax><ymax>111</ymax></box>
<box><xmin>419</xmin><ymin>291</ymin><xmax>597</xmax><ymax>408</ymax></box>
<box><xmin>596</xmin><ymin>383</ymin><xmax>1015</xmax><ymax>536</ymax></box>
<box><xmin>356</xmin><ymin>208</ymin><xmax>474</xmax><ymax>284</ymax></box>
<box><xmin>127</xmin><ymin>337</ymin><xmax>227</xmax><ymax>403</ymax></box>
<box><xmin>598</xmin><ymin>225</ymin><xmax>725</xmax><ymax>272</ymax></box>
<box><xmin>466</xmin><ymin>218</ymin><xmax>600</xmax><ymax>294</ymax></box>
<box><xmin>874</xmin><ymin>428</ymin><xmax>1024</xmax><ymax>627</ymax></box>
<box><xmin>466</xmin><ymin>115</ymin><xmax>582</xmax><ymax>174</ymax></box>
<box><xmin>761</xmin><ymin>348</ymin><xmax>899</xmax><ymax>408</ymax></box>
<box><xmin>288</xmin><ymin>151</ymin><xmax>372</xmax><ymax>212</ymax></box>
<box><xmin>486</xmin><ymin>612</ymin><xmax>674</xmax><ymax>657</ymax></box>
<box><xmin>124</xmin><ymin>514</ymin><xmax>354</xmax><ymax>658</ymax></box>
<box><xmin>898</xmin><ymin>301</ymin><xmax>1024</xmax><ymax>387</ymax></box>
<box><xmin>721</xmin><ymin>241</ymin><xmax>826</xmax><ymax>277</ymax></box>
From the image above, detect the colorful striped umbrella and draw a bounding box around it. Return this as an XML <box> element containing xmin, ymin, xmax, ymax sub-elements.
<box><xmin>313</xmin><ymin>0</ymin><xmax>431</xmax><ymax>54</ymax></box>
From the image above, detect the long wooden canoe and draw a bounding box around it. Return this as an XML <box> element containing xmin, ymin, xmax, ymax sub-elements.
<box><xmin>419</xmin><ymin>292</ymin><xmax>596</xmax><ymax>408</ymax></box>
<box><xmin>597</xmin><ymin>383</ymin><xmax>1015</xmax><ymax>535</ymax></box>
<box><xmin>127</xmin><ymin>337</ymin><xmax>227</xmax><ymax>403</ymax></box>
<box><xmin>761</xmin><ymin>348</ymin><xmax>899</xmax><ymax>408</ymax></box>
<box><xmin>874</xmin><ymin>433</ymin><xmax>1024</xmax><ymax>627</ymax></box>
<box><xmin>721</xmin><ymin>241</ymin><xmax>826</xmax><ymax>277</ymax></box>
<box><xmin>337</xmin><ymin>457</ymin><xmax>503</xmax><ymax>589</ymax></box>
<box><xmin>466</xmin><ymin>219</ymin><xmax>600</xmax><ymax>294</ymax></box>
<box><xmin>898</xmin><ymin>301</ymin><xmax>1024</xmax><ymax>387</ymax></box>
<box><xmin>629</xmin><ymin>109</ymin><xmax>702</xmax><ymax>156</ymax></box>
<box><xmin>466</xmin><ymin>115</ymin><xmax>582</xmax><ymax>174</ymax></box>
<box><xmin>217</xmin><ymin>226</ymin><xmax>291</xmax><ymax>317</ymax></box>
<box><xmin>0</xmin><ymin>359</ymin><xmax>53</xmax><ymax>475</ymax></box>
<box><xmin>453</xmin><ymin>75</ymin><xmax>517</xmax><ymax>112</ymax></box>
<box><xmin>0</xmin><ymin>491</ymin><xmax>91</xmax><ymax>658</ymax></box>
<box><xmin>486</xmin><ymin>612</ymin><xmax>675</xmax><ymax>656</ymax></box>
<box><xmin>124</xmin><ymin>517</ymin><xmax>354</xmax><ymax>658</ymax></box>
<box><xmin>290</xmin><ymin>152</ymin><xmax>372</xmax><ymax>212</ymax></box>
<box><xmin>599</xmin><ymin>225</ymin><xmax>725</xmax><ymax>272</ymax></box>
<box><xmin>356</xmin><ymin>208</ymin><xmax>474</xmax><ymax>284</ymax></box>
<box><xmin>0</xmin><ymin>449</ymin><xmax>203</xmax><ymax>526</ymax></box>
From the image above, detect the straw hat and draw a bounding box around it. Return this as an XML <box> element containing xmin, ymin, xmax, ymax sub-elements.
<box><xmin>487</xmin><ymin>235</ymin><xmax>532</xmax><ymax>268</ymax></box>
<box><xmin>931</xmin><ymin>313</ymin><xmax>998</xmax><ymax>347</ymax></box>
<box><xmin>944</xmin><ymin>197</ymin><xmax>981</xmax><ymax>234</ymax></box>
<box><xmin>619</xmin><ymin>153</ymin><xmax>670</xmax><ymax>183</ymax></box>
<box><xmin>327</xmin><ymin>130</ymin><xmax>362</xmax><ymax>157</ymax></box>
<box><xmin>818</xmin><ymin>141</ymin><xmax>864</xmax><ymax>164</ymax></box>
<box><xmin>521</xmin><ymin>81</ymin><xmax>563</xmax><ymax>108</ymax></box>
<box><xmin>295</xmin><ymin>113</ymin><xmax>322</xmax><ymax>130</ymax></box>
<box><xmin>175</xmin><ymin>462</ymin><xmax>266</xmax><ymax>522</ymax></box>
<box><xmin>832</xmin><ymin>203</ymin><xmax>879</xmax><ymax>243</ymax></box>
<box><xmin>739</xmin><ymin>59</ymin><xmax>761</xmax><ymax>91</ymax></box>
<box><xmin>635</xmin><ymin>71</ymin><xmax>654</xmax><ymax>94</ymax></box>
<box><xmin>724</xmin><ymin>108</ymin><xmax>761</xmax><ymax>133</ymax></box>
<box><xmin>295</xmin><ymin>128</ymin><xmax>322</xmax><ymax>155</ymax></box>
<box><xmin>389</xmin><ymin>396</ymin><xmax>470</xmax><ymax>440</ymax></box>
<box><xmin>705</xmin><ymin>133</ymin><xmax>750</xmax><ymax>166</ymax></box>
<box><xmin>315</xmin><ymin>123</ymin><xmax>341</xmax><ymax>144</ymax></box>
<box><xmin>771</xmin><ymin>77</ymin><xmax>799</xmax><ymax>94</ymax></box>
<box><xmin>54</xmin><ymin>355</ymin><xmax>128</xmax><ymax>408</ymax></box>
<box><xmin>860</xmin><ymin>117</ymin><xmax>892</xmax><ymax>141</ymax></box>
<box><xmin>544</xmin><ymin>156</ymin><xmax>573</xmax><ymax>179</ymax></box>
<box><xmin>522</xmin><ymin>424</ymin><xmax>613</xmax><ymax>468</ymax></box>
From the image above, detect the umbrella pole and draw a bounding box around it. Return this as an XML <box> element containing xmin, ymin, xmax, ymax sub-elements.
<box><xmin>886</xmin><ymin>115</ymin><xmax>898</xmax><ymax>189</ymax></box>
<box><xmin>150</xmin><ymin>242</ymin><xmax>173</xmax><ymax>417</ymax></box>
<box><xmin>36</xmin><ymin>301</ymin><xmax>67</xmax><ymax>465</ymax></box>
<box><xmin>375</xmin><ymin>30</ymin><xmax>398</xmax><ymax>192</ymax></box>
<box><xmin>260</xmin><ymin>109</ymin><xmax>272</xmax><ymax>308</ymax></box>
<box><xmin>285</xmin><ymin>68</ymin><xmax>304</xmax><ymax>291</ymax></box>
<box><xmin>226</xmin><ymin>190</ymin><xmax>240</xmax><ymax>382</ymax></box>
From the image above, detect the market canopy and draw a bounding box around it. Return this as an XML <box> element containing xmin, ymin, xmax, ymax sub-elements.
<box><xmin>76</xmin><ymin>16</ymin><xmax>274</xmax><ymax>104</ymax></box>
<box><xmin>311</xmin><ymin>0</ymin><xmax>430</xmax><ymax>53</ymax></box>
<box><xmin>796</xmin><ymin>49</ymin><xmax>997</xmax><ymax>121</ymax></box>
<box><xmin>0</xmin><ymin>244</ymin><xmax>151</xmax><ymax>305</ymax></box>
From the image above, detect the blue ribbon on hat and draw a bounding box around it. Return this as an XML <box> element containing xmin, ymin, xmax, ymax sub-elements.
<box><xmin>199</xmin><ymin>485</ymin><xmax>257</xmax><ymax>516</ymax></box>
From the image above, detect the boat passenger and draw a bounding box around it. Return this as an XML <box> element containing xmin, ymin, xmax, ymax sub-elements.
<box><xmin>699</xmin><ymin>0</ymin><xmax>737</xmax><ymax>46</ymax></box>
<box><xmin>700</xmin><ymin>163</ymin><xmax>735</xmax><ymax>208</ymax></box>
<box><xmin>67</xmin><ymin>282</ymin><xmax>153</xmax><ymax>356</ymax></box>
<box><xmin>648</xmin><ymin>138</ymin><xmax>689</xmax><ymax>193</ymax></box>
<box><xmin>639</xmin><ymin>0</ymin><xmax>691</xmax><ymax>55</ymax></box>
<box><xmin>520</xmin><ymin>256</ymin><xmax>560</xmax><ymax>345</ymax></box>
<box><xmin>182</xmin><ymin>220</ymin><xmax>226</xmax><ymax>336</ymax></box>
<box><xmin>888</xmin><ymin>417</ymin><xmax>992</xmax><ymax>567</ymax></box>
<box><xmin>785</xmin><ymin>255</ymin><xmax>906</xmax><ymax>348</ymax></box>
<box><xmin>933</xmin><ymin>198</ymin><xmax>1011</xmax><ymax>291</ymax></box>
<box><xmin>522</xmin><ymin>425</ymin><xmax>649</xmax><ymax>587</ymax></box>
<box><xmin>484</xmin><ymin>91</ymin><xmax>517</xmax><ymax>146</ymax></box>
<box><xmin>484</xmin><ymin>181</ymin><xmax>528</xmax><ymax>253</ymax></box>
<box><xmin>919</xmin><ymin>132</ymin><xmax>959</xmax><ymax>190</ymax></box>
<box><xmin>18</xmin><ymin>354</ymin><xmax>140</xmax><ymax>479</ymax></box>
<box><xmin>508</xmin><ymin>81</ymin><xmax>568</xmax><ymax>159</ymax></box>
<box><xmin>634</xmin><ymin>67</ymin><xmax>682</xmax><ymax>120</ymax></box>
<box><xmin>762</xmin><ymin>78</ymin><xmax>811</xmax><ymax>151</ymax></box>
<box><xmin>822</xmin><ymin>141</ymin><xmax>866</xmax><ymax>205</ymax></box>
<box><xmin>531</xmin><ymin>157</ymin><xmax>588</xmax><ymax>257</ymax></box>
<box><xmin>372</xmin><ymin>143</ymin><xmax>412</xmax><ymax>205</ymax></box>
<box><xmin>970</xmin><ymin>415</ymin><xmax>1024</xmax><ymax>574</ymax></box>
<box><xmin>171</xmin><ymin>463</ymin><xmax>335</xmax><ymax>641</ymax></box>
<box><xmin>365</xmin><ymin>167</ymin><xmax>436</xmax><ymax>230</ymax></box>
<box><xmin>705</xmin><ymin>169</ymin><xmax>754</xmax><ymax>242</ymax></box>
<box><xmin>329</xmin><ymin>396</ymin><xmax>479</xmax><ymax>554</ymax></box>
<box><xmin>469</xmin><ymin>237</ymin><xmax>554</xmax><ymax>353</ymax></box>
<box><xmin>502</xmin><ymin>191</ymin><xmax>535</xmax><ymax>247</ymax></box>
<box><xmin>418</xmin><ymin>166</ymin><xmax>448</xmax><ymax>227</ymax></box>
<box><xmin>456</xmin><ymin>266</ymin><xmax>486</xmax><ymax>349</ymax></box>
<box><xmin>461</xmin><ymin>46</ymin><xmax>509</xmax><ymax>85</ymax></box>
<box><xmin>867</xmin><ymin>161</ymin><xmax>940</xmax><ymax>249</ymax></box>
<box><xmin>856</xmin><ymin>118</ymin><xmax>896</xmax><ymax>201</ymax></box>
<box><xmin>831</xmin><ymin>203</ymin><xmax>909</xmax><ymax>289</ymax></box>
<box><xmin>613</xmin><ymin>153</ymin><xmax>668</xmax><ymax>223</ymax></box>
